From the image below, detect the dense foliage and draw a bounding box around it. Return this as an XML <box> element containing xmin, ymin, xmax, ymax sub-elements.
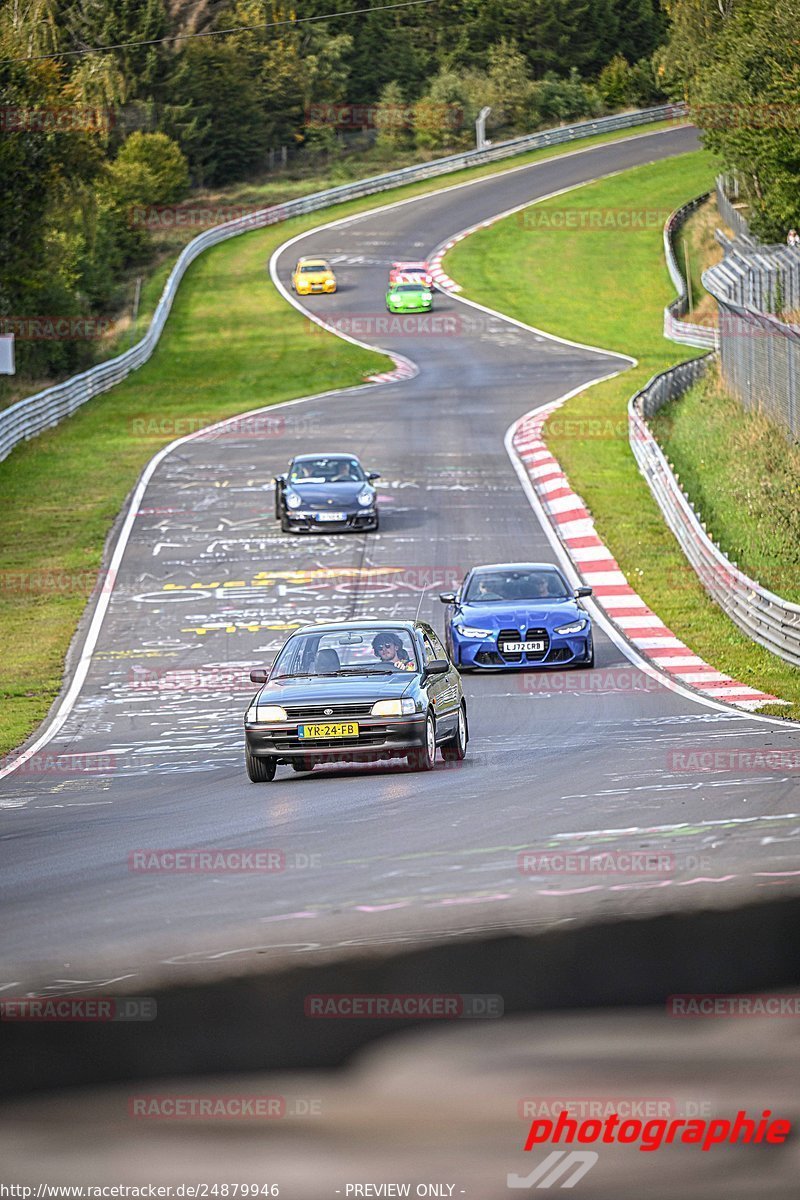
<box><xmin>659</xmin><ymin>0</ymin><xmax>800</xmax><ymax>239</ymax></box>
<box><xmin>1</xmin><ymin>0</ymin><xmax>666</xmax><ymax>380</ymax></box>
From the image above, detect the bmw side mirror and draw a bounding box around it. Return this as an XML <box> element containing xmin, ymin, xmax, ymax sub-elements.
<box><xmin>367</xmin><ymin>471</ymin><xmax>380</xmax><ymax>481</ymax></box>
<box><xmin>249</xmin><ymin>669</ymin><xmax>269</xmax><ymax>684</ymax></box>
<box><xmin>575</xmin><ymin>586</ymin><xmax>592</xmax><ymax>597</ymax></box>
<box><xmin>439</xmin><ymin>592</ymin><xmax>456</xmax><ymax>604</ymax></box>
<box><xmin>425</xmin><ymin>658</ymin><xmax>449</xmax><ymax>675</ymax></box>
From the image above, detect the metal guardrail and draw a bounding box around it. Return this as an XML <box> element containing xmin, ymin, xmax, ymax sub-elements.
<box><xmin>0</xmin><ymin>103</ymin><xmax>686</xmax><ymax>465</ymax></box>
<box><xmin>663</xmin><ymin>195</ymin><xmax>719</xmax><ymax>349</ymax></box>
<box><xmin>629</xmin><ymin>357</ymin><xmax>800</xmax><ymax>667</ymax></box>
<box><xmin>715</xmin><ymin>173</ymin><xmax>754</xmax><ymax>244</ymax></box>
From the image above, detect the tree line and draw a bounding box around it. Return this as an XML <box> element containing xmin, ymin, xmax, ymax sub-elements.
<box><xmin>1</xmin><ymin>0</ymin><xmax>665</xmax><ymax>381</ymax></box>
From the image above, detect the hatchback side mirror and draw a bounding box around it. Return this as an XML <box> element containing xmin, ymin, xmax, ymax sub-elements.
<box><xmin>367</xmin><ymin>471</ymin><xmax>380</xmax><ymax>481</ymax></box>
<box><xmin>274</xmin><ymin>474</ymin><xmax>286</xmax><ymax>486</ymax></box>
<box><xmin>439</xmin><ymin>592</ymin><xmax>456</xmax><ymax>604</ymax></box>
<box><xmin>425</xmin><ymin>659</ymin><xmax>449</xmax><ymax>676</ymax></box>
<box><xmin>249</xmin><ymin>669</ymin><xmax>269</xmax><ymax>684</ymax></box>
<box><xmin>575</xmin><ymin>586</ymin><xmax>593</xmax><ymax>597</ymax></box>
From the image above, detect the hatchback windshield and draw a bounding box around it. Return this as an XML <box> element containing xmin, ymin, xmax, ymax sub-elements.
<box><xmin>289</xmin><ymin>457</ymin><xmax>365</xmax><ymax>484</ymax></box>
<box><xmin>272</xmin><ymin>628</ymin><xmax>419</xmax><ymax>677</ymax></box>
<box><xmin>464</xmin><ymin>569</ymin><xmax>570</xmax><ymax>602</ymax></box>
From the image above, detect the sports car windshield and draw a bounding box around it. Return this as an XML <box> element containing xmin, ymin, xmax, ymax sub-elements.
<box><xmin>299</xmin><ymin>263</ymin><xmax>329</xmax><ymax>272</ymax></box>
<box><xmin>392</xmin><ymin>284</ymin><xmax>430</xmax><ymax>293</ymax></box>
<box><xmin>464</xmin><ymin>569</ymin><xmax>570</xmax><ymax>602</ymax></box>
<box><xmin>272</xmin><ymin>629</ymin><xmax>419</xmax><ymax>677</ymax></box>
<box><xmin>289</xmin><ymin>458</ymin><xmax>365</xmax><ymax>483</ymax></box>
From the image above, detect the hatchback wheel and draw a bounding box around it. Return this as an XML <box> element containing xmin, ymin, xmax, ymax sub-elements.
<box><xmin>441</xmin><ymin>704</ymin><xmax>467</xmax><ymax>762</ymax></box>
<box><xmin>246</xmin><ymin>748</ymin><xmax>276</xmax><ymax>783</ymax></box>
<box><xmin>408</xmin><ymin>712</ymin><xmax>436</xmax><ymax>771</ymax></box>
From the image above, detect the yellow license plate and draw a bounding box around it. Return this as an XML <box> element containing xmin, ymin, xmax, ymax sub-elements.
<box><xmin>298</xmin><ymin>722</ymin><xmax>359</xmax><ymax>739</ymax></box>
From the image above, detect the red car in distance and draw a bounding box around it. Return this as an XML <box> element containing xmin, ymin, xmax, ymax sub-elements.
<box><xmin>388</xmin><ymin>260</ymin><xmax>434</xmax><ymax>287</ymax></box>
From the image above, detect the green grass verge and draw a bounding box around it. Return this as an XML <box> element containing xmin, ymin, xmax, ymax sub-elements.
<box><xmin>0</xmin><ymin>118</ymin><xmax>686</xmax><ymax>757</ymax></box>
<box><xmin>446</xmin><ymin>149</ymin><xmax>800</xmax><ymax>719</ymax></box>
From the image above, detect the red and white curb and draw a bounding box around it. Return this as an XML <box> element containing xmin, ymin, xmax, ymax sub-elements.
<box><xmin>366</xmin><ymin>359</ymin><xmax>417</xmax><ymax>384</ymax></box>
<box><xmin>512</xmin><ymin>401</ymin><xmax>780</xmax><ymax>711</ymax></box>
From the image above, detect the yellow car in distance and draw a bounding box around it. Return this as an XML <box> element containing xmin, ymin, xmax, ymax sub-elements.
<box><xmin>291</xmin><ymin>257</ymin><xmax>337</xmax><ymax>295</ymax></box>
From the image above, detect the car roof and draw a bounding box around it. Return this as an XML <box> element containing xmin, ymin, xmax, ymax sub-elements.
<box><xmin>291</xmin><ymin>452</ymin><xmax>362</xmax><ymax>461</ymax></box>
<box><xmin>469</xmin><ymin>562</ymin><xmax>565</xmax><ymax>573</ymax></box>
<box><xmin>289</xmin><ymin>619</ymin><xmax>423</xmax><ymax>634</ymax></box>
<box><xmin>392</xmin><ymin>260</ymin><xmax>428</xmax><ymax>268</ymax></box>
<box><xmin>296</xmin><ymin>257</ymin><xmax>330</xmax><ymax>266</ymax></box>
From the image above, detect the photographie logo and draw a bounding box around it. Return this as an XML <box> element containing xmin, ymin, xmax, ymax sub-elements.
<box><xmin>304</xmin><ymin>993</ymin><xmax>503</xmax><ymax>1018</ymax></box>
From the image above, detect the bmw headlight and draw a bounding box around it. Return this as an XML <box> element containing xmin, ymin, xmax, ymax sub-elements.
<box><xmin>357</xmin><ymin>488</ymin><xmax>375</xmax><ymax>507</ymax></box>
<box><xmin>285</xmin><ymin>491</ymin><xmax>302</xmax><ymax>510</ymax></box>
<box><xmin>246</xmin><ymin>704</ymin><xmax>288</xmax><ymax>723</ymax></box>
<box><xmin>555</xmin><ymin>618</ymin><xmax>588</xmax><ymax>635</ymax></box>
<box><xmin>456</xmin><ymin>624</ymin><xmax>492</xmax><ymax>638</ymax></box>
<box><xmin>371</xmin><ymin>698</ymin><xmax>416</xmax><ymax>717</ymax></box>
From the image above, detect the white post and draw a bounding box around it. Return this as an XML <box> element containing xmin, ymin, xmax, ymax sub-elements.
<box><xmin>476</xmin><ymin>106</ymin><xmax>491</xmax><ymax>151</ymax></box>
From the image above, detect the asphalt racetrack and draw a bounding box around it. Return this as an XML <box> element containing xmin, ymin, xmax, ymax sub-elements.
<box><xmin>3</xmin><ymin>124</ymin><xmax>799</xmax><ymax>994</ymax></box>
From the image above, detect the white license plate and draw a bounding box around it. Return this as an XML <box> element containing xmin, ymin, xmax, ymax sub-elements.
<box><xmin>316</xmin><ymin>511</ymin><xmax>346</xmax><ymax>522</ymax></box>
<box><xmin>502</xmin><ymin>640</ymin><xmax>545</xmax><ymax>653</ymax></box>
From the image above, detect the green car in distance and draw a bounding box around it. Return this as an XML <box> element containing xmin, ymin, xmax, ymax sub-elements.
<box><xmin>386</xmin><ymin>281</ymin><xmax>434</xmax><ymax>313</ymax></box>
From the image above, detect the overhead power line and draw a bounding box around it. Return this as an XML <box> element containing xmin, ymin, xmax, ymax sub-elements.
<box><xmin>2</xmin><ymin>0</ymin><xmax>436</xmax><ymax>65</ymax></box>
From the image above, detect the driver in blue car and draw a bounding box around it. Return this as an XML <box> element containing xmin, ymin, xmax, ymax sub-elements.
<box><xmin>372</xmin><ymin>631</ymin><xmax>415</xmax><ymax>671</ymax></box>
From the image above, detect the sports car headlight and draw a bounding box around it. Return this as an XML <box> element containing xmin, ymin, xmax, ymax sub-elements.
<box><xmin>357</xmin><ymin>488</ymin><xmax>374</xmax><ymax>507</ymax></box>
<box><xmin>371</xmin><ymin>698</ymin><xmax>416</xmax><ymax>717</ymax></box>
<box><xmin>554</xmin><ymin>618</ymin><xmax>588</xmax><ymax>635</ymax></box>
<box><xmin>456</xmin><ymin>623</ymin><xmax>492</xmax><ymax>638</ymax></box>
<box><xmin>285</xmin><ymin>491</ymin><xmax>302</xmax><ymax>509</ymax></box>
<box><xmin>246</xmin><ymin>705</ymin><xmax>288</xmax><ymax>723</ymax></box>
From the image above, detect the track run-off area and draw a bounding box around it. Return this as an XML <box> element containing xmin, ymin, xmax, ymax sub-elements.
<box><xmin>3</xmin><ymin>124</ymin><xmax>799</xmax><ymax>994</ymax></box>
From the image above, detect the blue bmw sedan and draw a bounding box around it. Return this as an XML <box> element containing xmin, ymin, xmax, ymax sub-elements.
<box><xmin>440</xmin><ymin>562</ymin><xmax>594</xmax><ymax>670</ymax></box>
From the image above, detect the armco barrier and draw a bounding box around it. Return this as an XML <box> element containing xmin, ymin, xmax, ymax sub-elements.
<box><xmin>629</xmin><ymin>357</ymin><xmax>800</xmax><ymax>666</ymax></box>
<box><xmin>663</xmin><ymin>195</ymin><xmax>718</xmax><ymax>350</ymax></box>
<box><xmin>0</xmin><ymin>104</ymin><xmax>685</xmax><ymax>465</ymax></box>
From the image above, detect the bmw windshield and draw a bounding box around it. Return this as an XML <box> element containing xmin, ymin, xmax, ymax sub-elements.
<box><xmin>464</xmin><ymin>569</ymin><xmax>571</xmax><ymax>602</ymax></box>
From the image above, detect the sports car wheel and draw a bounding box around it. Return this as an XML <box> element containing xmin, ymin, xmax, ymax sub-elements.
<box><xmin>441</xmin><ymin>704</ymin><xmax>467</xmax><ymax>762</ymax></box>
<box><xmin>280</xmin><ymin>511</ymin><xmax>292</xmax><ymax>533</ymax></box>
<box><xmin>586</xmin><ymin>637</ymin><xmax>595</xmax><ymax>668</ymax></box>
<box><xmin>408</xmin><ymin>713</ymin><xmax>436</xmax><ymax>771</ymax></box>
<box><xmin>246</xmin><ymin>749</ymin><xmax>276</xmax><ymax>783</ymax></box>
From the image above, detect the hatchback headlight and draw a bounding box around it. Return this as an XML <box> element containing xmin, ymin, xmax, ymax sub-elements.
<box><xmin>246</xmin><ymin>704</ymin><xmax>288</xmax><ymax>723</ymax></box>
<box><xmin>285</xmin><ymin>491</ymin><xmax>302</xmax><ymax>509</ymax></box>
<box><xmin>357</xmin><ymin>488</ymin><xmax>374</xmax><ymax>507</ymax></box>
<box><xmin>456</xmin><ymin>624</ymin><xmax>492</xmax><ymax>638</ymax></box>
<box><xmin>371</xmin><ymin>698</ymin><xmax>416</xmax><ymax>717</ymax></box>
<box><xmin>555</xmin><ymin>618</ymin><xmax>588</xmax><ymax>635</ymax></box>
